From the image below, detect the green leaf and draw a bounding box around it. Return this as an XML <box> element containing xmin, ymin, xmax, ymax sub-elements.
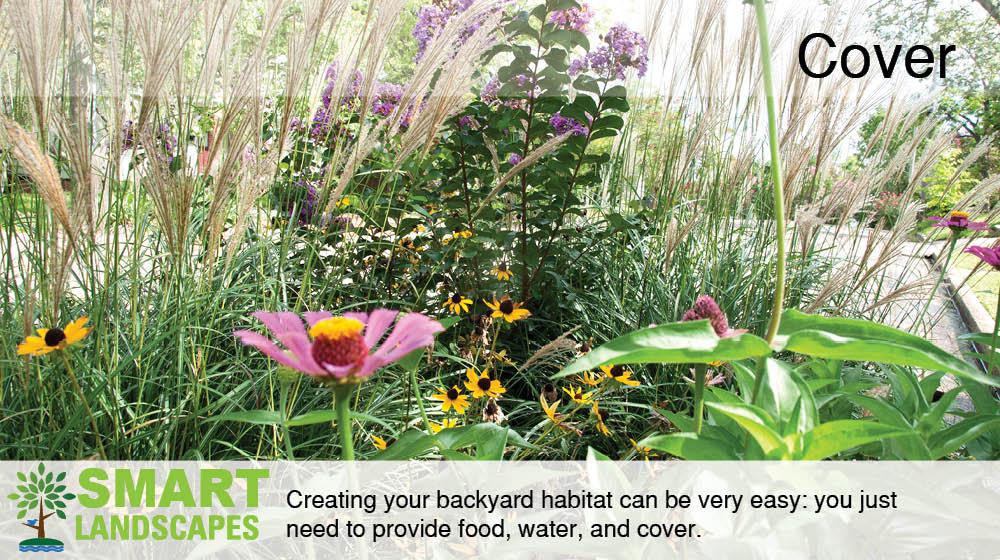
<box><xmin>776</xmin><ymin>310</ymin><xmax>997</xmax><ymax>386</ymax></box>
<box><xmin>207</xmin><ymin>410</ymin><xmax>282</xmax><ymax>425</ymax></box>
<box><xmin>55</xmin><ymin>472</ymin><xmax>65</xmax><ymax>483</ymax></box>
<box><xmin>377</xmin><ymin>425</ymin><xmax>531</xmax><ymax>460</ymax></box>
<box><xmin>801</xmin><ymin>420</ymin><xmax>909</xmax><ymax>460</ymax></box>
<box><xmin>587</xmin><ymin>447</ymin><xmax>613</xmax><ymax>461</ymax></box>
<box><xmin>285</xmin><ymin>410</ymin><xmax>390</xmax><ymax>429</ymax></box>
<box><xmin>845</xmin><ymin>395</ymin><xmax>911</xmax><ymax>428</ymax></box>
<box><xmin>704</xmin><ymin>402</ymin><xmax>785</xmax><ymax>457</ymax></box>
<box><xmin>57</xmin><ymin>510</ymin><xmax>66</xmax><ymax>520</ymax></box>
<box><xmin>6</xmin><ymin>493</ymin><xmax>18</xmax><ymax>500</ymax></box>
<box><xmin>62</xmin><ymin>493</ymin><xmax>76</xmax><ymax>500</ymax></box>
<box><xmin>556</xmin><ymin>320</ymin><xmax>771</xmax><ymax>377</ymax></box>
<box><xmin>928</xmin><ymin>415</ymin><xmax>1000</xmax><ymax>459</ymax></box>
<box><xmin>639</xmin><ymin>433</ymin><xmax>740</xmax><ymax>460</ymax></box>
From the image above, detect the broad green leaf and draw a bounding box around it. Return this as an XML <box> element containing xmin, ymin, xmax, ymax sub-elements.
<box><xmin>639</xmin><ymin>433</ymin><xmax>739</xmax><ymax>460</ymax></box>
<box><xmin>917</xmin><ymin>388</ymin><xmax>962</xmax><ymax>435</ymax></box>
<box><xmin>756</xmin><ymin>358</ymin><xmax>802</xmax><ymax>432</ymax></box>
<box><xmin>556</xmin><ymin>320</ymin><xmax>771</xmax><ymax>377</ymax></box>
<box><xmin>928</xmin><ymin>415</ymin><xmax>1000</xmax><ymax>459</ymax></box>
<box><xmin>776</xmin><ymin>310</ymin><xmax>997</xmax><ymax>386</ymax></box>
<box><xmin>284</xmin><ymin>409</ymin><xmax>390</xmax><ymax>429</ymax></box>
<box><xmin>800</xmin><ymin>420</ymin><xmax>909</xmax><ymax>460</ymax></box>
<box><xmin>377</xmin><ymin>425</ymin><xmax>531</xmax><ymax>461</ymax></box>
<box><xmin>587</xmin><ymin>447</ymin><xmax>612</xmax><ymax>461</ymax></box>
<box><xmin>208</xmin><ymin>410</ymin><xmax>282</xmax><ymax>425</ymax></box>
<box><xmin>704</xmin><ymin>402</ymin><xmax>785</xmax><ymax>457</ymax></box>
<box><xmin>845</xmin><ymin>395</ymin><xmax>911</xmax><ymax>428</ymax></box>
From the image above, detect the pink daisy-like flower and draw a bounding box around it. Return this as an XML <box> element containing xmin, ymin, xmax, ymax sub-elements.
<box><xmin>927</xmin><ymin>211</ymin><xmax>990</xmax><ymax>232</ymax></box>
<box><xmin>681</xmin><ymin>295</ymin><xmax>746</xmax><ymax>338</ymax></box>
<box><xmin>965</xmin><ymin>244</ymin><xmax>1000</xmax><ymax>270</ymax></box>
<box><xmin>235</xmin><ymin>310</ymin><xmax>444</xmax><ymax>383</ymax></box>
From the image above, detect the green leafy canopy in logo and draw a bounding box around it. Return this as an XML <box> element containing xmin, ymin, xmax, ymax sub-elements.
<box><xmin>7</xmin><ymin>463</ymin><xmax>76</xmax><ymax>521</ymax></box>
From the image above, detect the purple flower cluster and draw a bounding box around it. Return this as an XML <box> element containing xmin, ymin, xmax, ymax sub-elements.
<box><xmin>549</xmin><ymin>3</ymin><xmax>592</xmax><ymax>32</ymax></box>
<box><xmin>288</xmin><ymin>179</ymin><xmax>319</xmax><ymax>225</ymax></box>
<box><xmin>309</xmin><ymin>63</ymin><xmax>411</xmax><ymax>141</ymax></box>
<box><xmin>508</xmin><ymin>153</ymin><xmax>523</xmax><ymax>166</ymax></box>
<box><xmin>412</xmin><ymin>0</ymin><xmax>476</xmax><ymax>62</ymax></box>
<box><xmin>549</xmin><ymin>112</ymin><xmax>589</xmax><ymax>137</ymax></box>
<box><xmin>569</xmin><ymin>24</ymin><xmax>649</xmax><ymax>80</ymax></box>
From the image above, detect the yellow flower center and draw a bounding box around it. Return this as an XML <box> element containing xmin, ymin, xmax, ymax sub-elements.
<box><xmin>309</xmin><ymin>317</ymin><xmax>364</xmax><ymax>340</ymax></box>
<box><xmin>949</xmin><ymin>211</ymin><xmax>969</xmax><ymax>219</ymax></box>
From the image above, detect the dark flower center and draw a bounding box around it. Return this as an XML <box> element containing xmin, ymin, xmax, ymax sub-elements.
<box><xmin>598</xmin><ymin>410</ymin><xmax>610</xmax><ymax>422</ymax></box>
<box><xmin>610</xmin><ymin>365</ymin><xmax>624</xmax><ymax>377</ymax></box>
<box><xmin>477</xmin><ymin>377</ymin><xmax>492</xmax><ymax>391</ymax></box>
<box><xmin>499</xmin><ymin>300</ymin><xmax>515</xmax><ymax>314</ymax></box>
<box><xmin>311</xmin><ymin>333</ymin><xmax>368</xmax><ymax>368</ymax></box>
<box><xmin>44</xmin><ymin>328</ymin><xmax>66</xmax><ymax>347</ymax></box>
<box><xmin>447</xmin><ymin>387</ymin><xmax>459</xmax><ymax>400</ymax></box>
<box><xmin>498</xmin><ymin>264</ymin><xmax>507</xmax><ymax>271</ymax></box>
<box><xmin>451</xmin><ymin>294</ymin><xmax>462</xmax><ymax>304</ymax></box>
<box><xmin>485</xmin><ymin>401</ymin><xmax>498</xmax><ymax>415</ymax></box>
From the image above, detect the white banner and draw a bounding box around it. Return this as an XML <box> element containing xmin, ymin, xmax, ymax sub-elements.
<box><xmin>1</xmin><ymin>461</ymin><xmax>999</xmax><ymax>558</ymax></box>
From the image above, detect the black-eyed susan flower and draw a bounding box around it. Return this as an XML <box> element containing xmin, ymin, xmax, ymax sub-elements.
<box><xmin>17</xmin><ymin>317</ymin><xmax>91</xmax><ymax>357</ymax></box>
<box><xmin>371</xmin><ymin>435</ymin><xmax>388</xmax><ymax>451</ymax></box>
<box><xmin>336</xmin><ymin>196</ymin><xmax>352</xmax><ymax>209</ymax></box>
<box><xmin>540</xmin><ymin>394</ymin><xmax>580</xmax><ymax>434</ymax></box>
<box><xmin>600</xmin><ymin>364</ymin><xmax>640</xmax><ymax>387</ymax></box>
<box><xmin>484</xmin><ymin>296</ymin><xmax>531</xmax><ymax>323</ymax></box>
<box><xmin>592</xmin><ymin>402</ymin><xmax>612</xmax><ymax>436</ymax></box>
<box><xmin>430</xmin><ymin>418</ymin><xmax>459</xmax><ymax>433</ymax></box>
<box><xmin>573</xmin><ymin>371</ymin><xmax>603</xmax><ymax>387</ymax></box>
<box><xmin>563</xmin><ymin>385</ymin><xmax>594</xmax><ymax>405</ymax></box>
<box><xmin>464</xmin><ymin>368</ymin><xmax>506</xmax><ymax>399</ymax></box>
<box><xmin>630</xmin><ymin>438</ymin><xmax>653</xmax><ymax>460</ymax></box>
<box><xmin>442</xmin><ymin>293</ymin><xmax>473</xmax><ymax>314</ymax></box>
<box><xmin>575</xmin><ymin>337</ymin><xmax>594</xmax><ymax>356</ymax></box>
<box><xmin>540</xmin><ymin>394</ymin><xmax>563</xmax><ymax>425</ymax></box>
<box><xmin>491</xmin><ymin>263</ymin><xmax>513</xmax><ymax>281</ymax></box>
<box><xmin>431</xmin><ymin>385</ymin><xmax>470</xmax><ymax>414</ymax></box>
<box><xmin>482</xmin><ymin>398</ymin><xmax>506</xmax><ymax>424</ymax></box>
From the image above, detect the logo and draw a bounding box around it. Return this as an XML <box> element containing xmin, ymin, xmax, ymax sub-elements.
<box><xmin>7</xmin><ymin>464</ymin><xmax>76</xmax><ymax>553</ymax></box>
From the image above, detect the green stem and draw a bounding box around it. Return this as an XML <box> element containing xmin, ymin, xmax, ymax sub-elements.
<box><xmin>692</xmin><ymin>363</ymin><xmax>707</xmax><ymax>434</ymax></box>
<box><xmin>279</xmin><ymin>380</ymin><xmax>295</xmax><ymax>460</ymax></box>
<box><xmin>990</xmin><ymin>292</ymin><xmax>999</xmax><ymax>374</ymax></box>
<box><xmin>333</xmin><ymin>384</ymin><xmax>357</xmax><ymax>461</ymax></box>
<box><xmin>753</xmin><ymin>0</ymin><xmax>787</xmax><ymax>344</ymax></box>
<box><xmin>61</xmin><ymin>352</ymin><xmax>106</xmax><ymax>460</ymax></box>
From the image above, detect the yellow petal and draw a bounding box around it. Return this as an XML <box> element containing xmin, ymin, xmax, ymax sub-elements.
<box><xmin>17</xmin><ymin>336</ymin><xmax>47</xmax><ymax>356</ymax></box>
<box><xmin>64</xmin><ymin>317</ymin><xmax>91</xmax><ymax>345</ymax></box>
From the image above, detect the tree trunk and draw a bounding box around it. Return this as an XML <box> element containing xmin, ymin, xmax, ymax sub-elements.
<box><xmin>974</xmin><ymin>0</ymin><xmax>1000</xmax><ymax>27</ymax></box>
<box><xmin>37</xmin><ymin>501</ymin><xmax>46</xmax><ymax>539</ymax></box>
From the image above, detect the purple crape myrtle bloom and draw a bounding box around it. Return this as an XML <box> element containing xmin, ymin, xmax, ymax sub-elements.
<box><xmin>549</xmin><ymin>3</ymin><xmax>593</xmax><ymax>32</ymax></box>
<box><xmin>965</xmin><ymin>244</ymin><xmax>1000</xmax><ymax>270</ymax></box>
<box><xmin>549</xmin><ymin>112</ymin><xmax>589</xmax><ymax>137</ymax></box>
<box><xmin>458</xmin><ymin>115</ymin><xmax>477</xmax><ymax>129</ymax></box>
<box><xmin>927</xmin><ymin>211</ymin><xmax>990</xmax><ymax>232</ymax></box>
<box><xmin>412</xmin><ymin>0</ymin><xmax>477</xmax><ymax>62</ymax></box>
<box><xmin>681</xmin><ymin>295</ymin><xmax>747</xmax><ymax>338</ymax></box>
<box><xmin>579</xmin><ymin>24</ymin><xmax>649</xmax><ymax>80</ymax></box>
<box><xmin>372</xmin><ymin>82</ymin><xmax>405</xmax><ymax>117</ymax></box>
<box><xmin>508</xmin><ymin>153</ymin><xmax>523</xmax><ymax>166</ymax></box>
<box><xmin>235</xmin><ymin>310</ymin><xmax>444</xmax><ymax>383</ymax></box>
<box><xmin>480</xmin><ymin>75</ymin><xmax>501</xmax><ymax>105</ymax></box>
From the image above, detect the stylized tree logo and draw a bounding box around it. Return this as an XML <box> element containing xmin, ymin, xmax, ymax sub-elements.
<box><xmin>6</xmin><ymin>464</ymin><xmax>75</xmax><ymax>552</ymax></box>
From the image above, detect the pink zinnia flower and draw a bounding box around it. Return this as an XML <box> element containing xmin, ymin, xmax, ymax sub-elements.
<box><xmin>681</xmin><ymin>295</ymin><xmax>746</xmax><ymax>338</ymax></box>
<box><xmin>928</xmin><ymin>211</ymin><xmax>990</xmax><ymax>232</ymax></box>
<box><xmin>965</xmin><ymin>244</ymin><xmax>1000</xmax><ymax>270</ymax></box>
<box><xmin>235</xmin><ymin>310</ymin><xmax>443</xmax><ymax>382</ymax></box>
